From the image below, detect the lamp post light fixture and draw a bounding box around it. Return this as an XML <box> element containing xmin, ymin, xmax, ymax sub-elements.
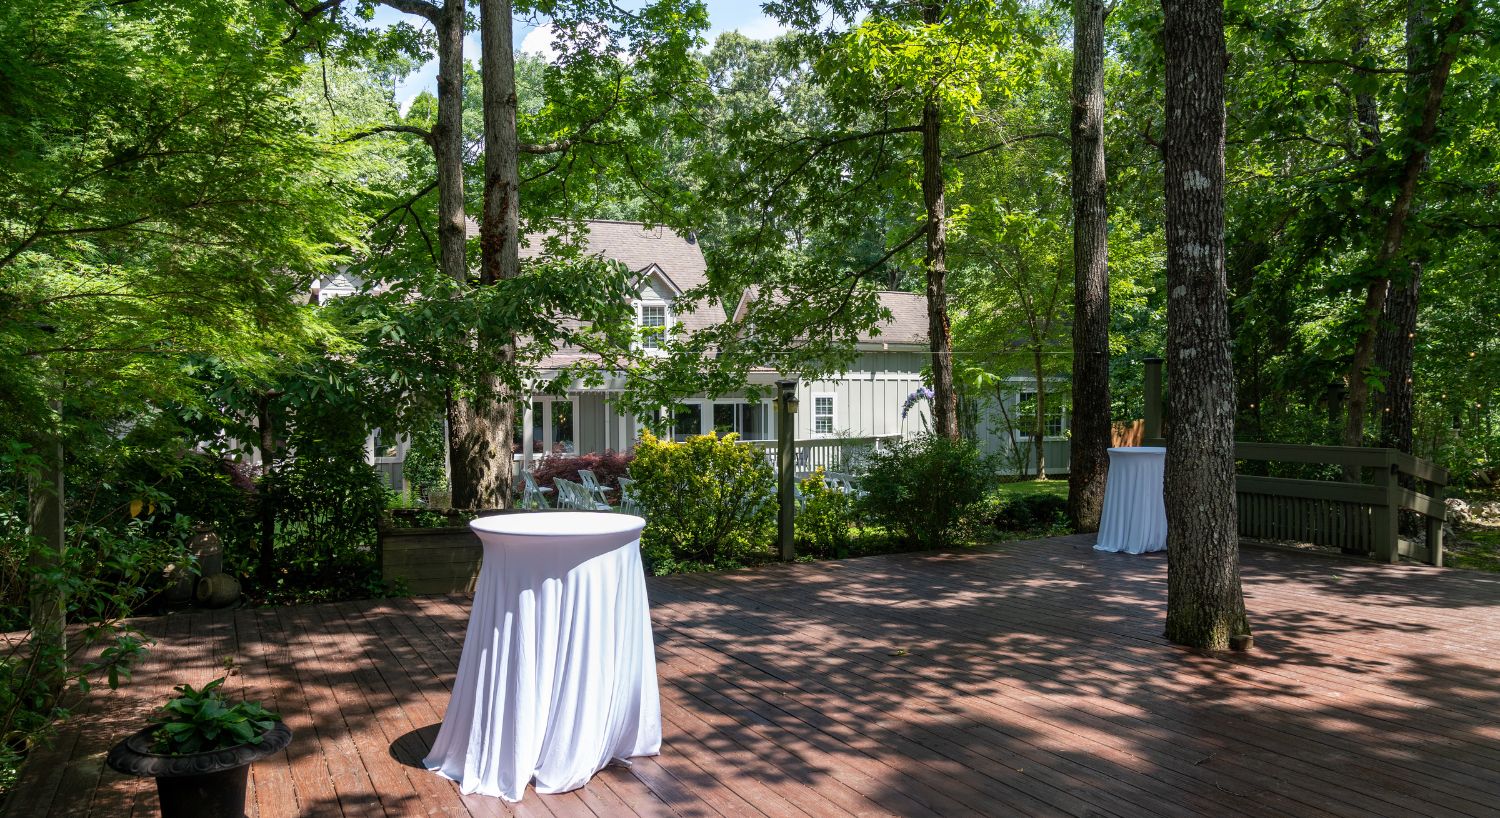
<box><xmin>775</xmin><ymin>379</ymin><xmax>799</xmax><ymax>561</ymax></box>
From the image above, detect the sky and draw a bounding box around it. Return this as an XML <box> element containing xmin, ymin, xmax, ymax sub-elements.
<box><xmin>369</xmin><ymin>2</ymin><xmax>791</xmax><ymax>112</ymax></box>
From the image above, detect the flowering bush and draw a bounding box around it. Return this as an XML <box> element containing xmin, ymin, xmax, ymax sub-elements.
<box><xmin>901</xmin><ymin>387</ymin><xmax>934</xmax><ymax>420</ymax></box>
<box><xmin>528</xmin><ymin>450</ymin><xmax>634</xmax><ymax>494</ymax></box>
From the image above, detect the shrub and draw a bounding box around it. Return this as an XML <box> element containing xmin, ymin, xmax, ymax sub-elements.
<box><xmin>858</xmin><ymin>434</ymin><xmax>991</xmax><ymax>549</ymax></box>
<box><xmin>529</xmin><ymin>450</ymin><xmax>634</xmax><ymax>495</ymax></box>
<box><xmin>796</xmin><ymin>469</ymin><xmax>854</xmax><ymax>559</ymax></box>
<box><xmin>992</xmin><ymin>492</ymin><xmax>1070</xmax><ymax>532</ymax></box>
<box><xmin>262</xmin><ymin>424</ymin><xmax>392</xmax><ymax>603</ymax></box>
<box><xmin>628</xmin><ymin>431</ymin><xmax>775</xmax><ymax>572</ymax></box>
<box><xmin>400</xmin><ymin>417</ymin><xmax>447</xmax><ymax>502</ymax></box>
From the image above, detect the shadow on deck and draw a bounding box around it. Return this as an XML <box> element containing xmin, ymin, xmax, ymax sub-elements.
<box><xmin>5</xmin><ymin>534</ymin><xmax>1498</xmax><ymax>817</ymax></box>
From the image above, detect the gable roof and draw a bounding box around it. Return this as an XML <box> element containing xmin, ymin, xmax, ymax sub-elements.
<box><xmin>731</xmin><ymin>288</ymin><xmax>929</xmax><ymax>347</ymax></box>
<box><xmin>466</xmin><ymin>219</ymin><xmax>723</xmax><ymax>332</ymax></box>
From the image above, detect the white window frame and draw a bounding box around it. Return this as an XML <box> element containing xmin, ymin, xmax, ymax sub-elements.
<box><xmin>516</xmin><ymin>396</ymin><xmax>580</xmax><ymax>461</ymax></box>
<box><xmin>1013</xmin><ymin>390</ymin><xmax>1068</xmax><ymax>441</ymax></box>
<box><xmin>811</xmin><ymin>393</ymin><xmax>836</xmax><ymax>437</ymax></box>
<box><xmin>709</xmin><ymin>400</ymin><xmax>773</xmax><ymax>442</ymax></box>
<box><xmin>636</xmin><ymin>300</ymin><xmax>672</xmax><ymax>353</ymax></box>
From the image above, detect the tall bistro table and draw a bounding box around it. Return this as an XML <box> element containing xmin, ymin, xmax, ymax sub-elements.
<box><xmin>1094</xmin><ymin>446</ymin><xmax>1169</xmax><ymax>554</ymax></box>
<box><xmin>423</xmin><ymin>511</ymin><xmax>661</xmax><ymax>801</ymax></box>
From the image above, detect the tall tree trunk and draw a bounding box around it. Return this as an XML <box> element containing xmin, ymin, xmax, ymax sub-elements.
<box><xmin>426</xmin><ymin>0</ymin><xmax>500</xmax><ymax>509</ymax></box>
<box><xmin>1033</xmin><ymin>346</ymin><xmax>1048</xmax><ymax>480</ymax></box>
<box><xmin>1161</xmin><ymin>0</ymin><xmax>1250</xmax><ymax>651</ymax></box>
<box><xmin>1068</xmin><ymin>0</ymin><xmax>1110</xmax><ymax>530</ymax></box>
<box><xmin>1341</xmin><ymin>0</ymin><xmax>1472</xmax><ymax>448</ymax></box>
<box><xmin>921</xmin><ymin>2</ymin><xmax>958</xmax><ymax>442</ymax></box>
<box><xmin>1374</xmin><ymin>0</ymin><xmax>1440</xmax><ymax>454</ymax></box>
<box><xmin>450</xmin><ymin>0</ymin><xmax>521</xmax><ymax>510</ymax></box>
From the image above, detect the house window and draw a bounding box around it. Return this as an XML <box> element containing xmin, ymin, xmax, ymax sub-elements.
<box><xmin>712</xmin><ymin>401</ymin><xmax>771</xmax><ymax>441</ymax></box>
<box><xmin>672</xmin><ymin>402</ymin><xmax>703</xmax><ymax>441</ymax></box>
<box><xmin>513</xmin><ymin>397</ymin><xmax>576</xmax><ymax>456</ymax></box>
<box><xmin>639</xmin><ymin>303</ymin><xmax>669</xmax><ymax>349</ymax></box>
<box><xmin>812</xmin><ymin>394</ymin><xmax>835</xmax><ymax>436</ymax></box>
<box><xmin>1017</xmin><ymin>391</ymin><xmax>1066</xmax><ymax>439</ymax></box>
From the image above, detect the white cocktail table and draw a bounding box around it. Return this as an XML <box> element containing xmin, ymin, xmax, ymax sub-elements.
<box><xmin>423</xmin><ymin>511</ymin><xmax>660</xmax><ymax>801</ymax></box>
<box><xmin>1094</xmin><ymin>447</ymin><xmax>1168</xmax><ymax>554</ymax></box>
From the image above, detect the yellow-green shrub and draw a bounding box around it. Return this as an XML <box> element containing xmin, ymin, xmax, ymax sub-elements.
<box><xmin>629</xmin><ymin>431</ymin><xmax>775</xmax><ymax>572</ymax></box>
<box><xmin>796</xmin><ymin>468</ymin><xmax>854</xmax><ymax>559</ymax></box>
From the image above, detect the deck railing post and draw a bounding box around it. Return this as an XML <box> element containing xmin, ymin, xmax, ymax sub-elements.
<box><xmin>1372</xmin><ymin>453</ymin><xmax>1400</xmax><ymax>563</ymax></box>
<box><xmin>1143</xmin><ymin>357</ymin><xmax>1164</xmax><ymax>444</ymax></box>
<box><xmin>776</xmin><ymin>379</ymin><xmax>798</xmax><ymax>562</ymax></box>
<box><xmin>1427</xmin><ymin>479</ymin><xmax>1446</xmax><ymax>567</ymax></box>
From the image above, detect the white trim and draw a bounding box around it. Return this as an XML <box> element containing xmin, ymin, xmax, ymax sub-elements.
<box><xmin>811</xmin><ymin>392</ymin><xmax>836</xmax><ymax>437</ymax></box>
<box><xmin>635</xmin><ymin>299</ymin><xmax>672</xmax><ymax>353</ymax></box>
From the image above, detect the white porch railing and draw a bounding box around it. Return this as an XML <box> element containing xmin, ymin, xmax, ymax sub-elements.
<box><xmin>747</xmin><ymin>435</ymin><xmax>901</xmax><ymax>475</ymax></box>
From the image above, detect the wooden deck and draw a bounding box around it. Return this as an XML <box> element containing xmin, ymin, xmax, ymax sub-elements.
<box><xmin>6</xmin><ymin>534</ymin><xmax>1500</xmax><ymax>817</ymax></box>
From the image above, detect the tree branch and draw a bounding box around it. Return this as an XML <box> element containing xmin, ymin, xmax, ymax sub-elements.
<box><xmin>948</xmin><ymin>131</ymin><xmax>1067</xmax><ymax>162</ymax></box>
<box><xmin>343</xmin><ymin>125</ymin><xmax>436</xmax><ymax>146</ymax></box>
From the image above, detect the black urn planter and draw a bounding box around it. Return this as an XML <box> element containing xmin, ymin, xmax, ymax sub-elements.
<box><xmin>106</xmin><ymin>722</ymin><xmax>293</xmax><ymax>818</ymax></box>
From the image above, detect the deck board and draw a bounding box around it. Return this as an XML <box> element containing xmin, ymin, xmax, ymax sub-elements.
<box><xmin>5</xmin><ymin>534</ymin><xmax>1499</xmax><ymax>817</ymax></box>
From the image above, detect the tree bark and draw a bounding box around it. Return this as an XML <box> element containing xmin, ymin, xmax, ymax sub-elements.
<box><xmin>1374</xmin><ymin>0</ymin><xmax>1441</xmax><ymax>453</ymax></box>
<box><xmin>1341</xmin><ymin>0</ymin><xmax>1471</xmax><ymax>448</ymax></box>
<box><xmin>450</xmin><ymin>0</ymin><xmax>521</xmax><ymax>510</ymax></box>
<box><xmin>1033</xmin><ymin>346</ymin><xmax>1048</xmax><ymax>480</ymax></box>
<box><xmin>1068</xmin><ymin>0</ymin><xmax>1111</xmax><ymax>531</ymax></box>
<box><xmin>921</xmin><ymin>1</ymin><xmax>959</xmax><ymax>441</ymax></box>
<box><xmin>1161</xmin><ymin>0</ymin><xmax>1250</xmax><ymax>651</ymax></box>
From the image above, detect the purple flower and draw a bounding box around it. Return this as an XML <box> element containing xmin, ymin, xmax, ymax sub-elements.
<box><xmin>901</xmin><ymin>387</ymin><xmax>934</xmax><ymax>419</ymax></box>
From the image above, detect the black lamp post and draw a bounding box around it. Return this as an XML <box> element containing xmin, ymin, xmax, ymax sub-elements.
<box><xmin>775</xmin><ymin>379</ymin><xmax>799</xmax><ymax>561</ymax></box>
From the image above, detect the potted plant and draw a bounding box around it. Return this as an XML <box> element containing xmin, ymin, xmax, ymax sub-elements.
<box><xmin>107</xmin><ymin>677</ymin><xmax>292</xmax><ymax>818</ymax></box>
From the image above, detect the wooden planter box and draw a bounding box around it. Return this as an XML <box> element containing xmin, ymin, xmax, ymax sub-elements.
<box><xmin>378</xmin><ymin>509</ymin><xmax>573</xmax><ymax>596</ymax></box>
<box><xmin>379</xmin><ymin>523</ymin><xmax>481</xmax><ymax>596</ymax></box>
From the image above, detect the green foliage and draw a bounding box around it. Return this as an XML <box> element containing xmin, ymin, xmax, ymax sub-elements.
<box><xmin>262</xmin><ymin>420</ymin><xmax>392</xmax><ymax>604</ymax></box>
<box><xmin>795</xmin><ymin>469</ymin><xmax>855</xmax><ymax>559</ymax></box>
<box><xmin>858</xmin><ymin>434</ymin><xmax>991</xmax><ymax>549</ymax></box>
<box><xmin>400</xmin><ymin>416</ymin><xmax>447</xmax><ymax>502</ymax></box>
<box><xmin>628</xmin><ymin>431</ymin><xmax>775</xmax><ymax>572</ymax></box>
<box><xmin>150</xmin><ymin>677</ymin><xmax>281</xmax><ymax>756</ymax></box>
<box><xmin>990</xmin><ymin>491</ymin><xmax>1070</xmax><ymax>533</ymax></box>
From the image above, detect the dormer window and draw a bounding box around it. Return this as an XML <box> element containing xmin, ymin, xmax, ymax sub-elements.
<box><xmin>639</xmin><ymin>302</ymin><xmax>670</xmax><ymax>350</ymax></box>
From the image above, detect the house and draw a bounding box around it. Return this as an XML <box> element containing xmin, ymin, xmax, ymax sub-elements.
<box><xmin>354</xmin><ymin>218</ymin><xmax>1070</xmax><ymax>489</ymax></box>
<box><xmin>509</xmin><ymin>220</ymin><xmax>934</xmax><ymax>472</ymax></box>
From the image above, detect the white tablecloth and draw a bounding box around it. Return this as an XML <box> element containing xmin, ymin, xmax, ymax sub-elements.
<box><xmin>1094</xmin><ymin>447</ymin><xmax>1168</xmax><ymax>554</ymax></box>
<box><xmin>423</xmin><ymin>511</ymin><xmax>661</xmax><ymax>801</ymax></box>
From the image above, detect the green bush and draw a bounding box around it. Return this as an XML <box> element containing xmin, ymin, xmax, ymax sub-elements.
<box><xmin>858</xmin><ymin>434</ymin><xmax>991</xmax><ymax>549</ymax></box>
<box><xmin>992</xmin><ymin>492</ymin><xmax>1070</xmax><ymax>532</ymax></box>
<box><xmin>796</xmin><ymin>468</ymin><xmax>854</xmax><ymax>559</ymax></box>
<box><xmin>400</xmin><ymin>416</ymin><xmax>447</xmax><ymax>502</ymax></box>
<box><xmin>262</xmin><ymin>423</ymin><xmax>392</xmax><ymax>603</ymax></box>
<box><xmin>629</xmin><ymin>431</ymin><xmax>775</xmax><ymax>573</ymax></box>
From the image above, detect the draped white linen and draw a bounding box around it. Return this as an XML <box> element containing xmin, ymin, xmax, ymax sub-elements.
<box><xmin>423</xmin><ymin>511</ymin><xmax>661</xmax><ymax>801</ymax></box>
<box><xmin>1094</xmin><ymin>447</ymin><xmax>1168</xmax><ymax>554</ymax></box>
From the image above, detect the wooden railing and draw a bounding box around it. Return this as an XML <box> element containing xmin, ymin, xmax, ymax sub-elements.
<box><xmin>1231</xmin><ymin>443</ymin><xmax>1447</xmax><ymax>565</ymax></box>
<box><xmin>749</xmin><ymin>435</ymin><xmax>900</xmax><ymax>474</ymax></box>
<box><xmin>1138</xmin><ymin>436</ymin><xmax>1448</xmax><ymax>566</ymax></box>
<box><xmin>1140</xmin><ymin>358</ymin><xmax>1448</xmax><ymax>566</ymax></box>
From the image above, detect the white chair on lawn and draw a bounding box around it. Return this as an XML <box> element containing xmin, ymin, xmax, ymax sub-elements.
<box><xmin>520</xmin><ymin>470</ymin><xmax>553</xmax><ymax>509</ymax></box>
<box><xmin>617</xmin><ymin>477</ymin><xmax>642</xmax><ymax>517</ymax></box>
<box><xmin>577</xmin><ymin>469</ymin><xmax>614</xmax><ymax>507</ymax></box>
<box><xmin>556</xmin><ymin>477</ymin><xmax>611</xmax><ymax>511</ymax></box>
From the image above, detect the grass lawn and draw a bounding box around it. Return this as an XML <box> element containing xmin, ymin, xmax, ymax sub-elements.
<box><xmin>991</xmin><ymin>478</ymin><xmax>1070</xmax><ymax>501</ymax></box>
<box><xmin>1449</xmin><ymin>527</ymin><xmax>1500</xmax><ymax>572</ymax></box>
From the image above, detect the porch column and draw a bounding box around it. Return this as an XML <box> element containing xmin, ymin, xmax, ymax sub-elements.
<box><xmin>521</xmin><ymin>400</ymin><xmax>535</xmax><ymax>473</ymax></box>
<box><xmin>776</xmin><ymin>379</ymin><xmax>799</xmax><ymax>561</ymax></box>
